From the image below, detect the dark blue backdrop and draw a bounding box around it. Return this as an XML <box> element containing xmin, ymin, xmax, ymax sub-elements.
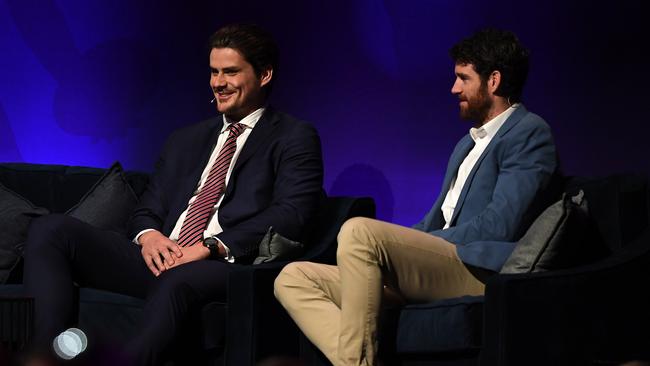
<box><xmin>1</xmin><ymin>0</ymin><xmax>648</xmax><ymax>225</ymax></box>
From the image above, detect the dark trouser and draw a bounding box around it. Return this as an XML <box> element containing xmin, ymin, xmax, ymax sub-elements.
<box><xmin>23</xmin><ymin>214</ymin><xmax>234</xmax><ymax>366</ymax></box>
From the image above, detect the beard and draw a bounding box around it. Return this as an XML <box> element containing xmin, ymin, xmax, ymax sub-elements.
<box><xmin>459</xmin><ymin>84</ymin><xmax>492</xmax><ymax>124</ymax></box>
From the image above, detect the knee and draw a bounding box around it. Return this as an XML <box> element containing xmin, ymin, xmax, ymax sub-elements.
<box><xmin>24</xmin><ymin>214</ymin><xmax>72</xmax><ymax>256</ymax></box>
<box><xmin>274</xmin><ymin>261</ymin><xmax>310</xmax><ymax>302</ymax></box>
<box><xmin>337</xmin><ymin>217</ymin><xmax>375</xmax><ymax>243</ymax></box>
<box><xmin>336</xmin><ymin>217</ymin><xmax>376</xmax><ymax>259</ymax></box>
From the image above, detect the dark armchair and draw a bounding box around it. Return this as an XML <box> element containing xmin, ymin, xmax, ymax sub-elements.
<box><xmin>481</xmin><ymin>175</ymin><xmax>650</xmax><ymax>365</ymax></box>
<box><xmin>299</xmin><ymin>174</ymin><xmax>650</xmax><ymax>366</ymax></box>
<box><xmin>79</xmin><ymin>198</ymin><xmax>376</xmax><ymax>366</ymax></box>
<box><xmin>222</xmin><ymin>196</ymin><xmax>376</xmax><ymax>365</ymax></box>
<box><xmin>0</xmin><ymin>163</ymin><xmax>376</xmax><ymax>365</ymax></box>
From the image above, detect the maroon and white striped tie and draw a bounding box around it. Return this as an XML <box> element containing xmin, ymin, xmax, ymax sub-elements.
<box><xmin>177</xmin><ymin>122</ymin><xmax>246</xmax><ymax>247</ymax></box>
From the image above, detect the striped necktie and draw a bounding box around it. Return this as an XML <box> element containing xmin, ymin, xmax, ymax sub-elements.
<box><xmin>177</xmin><ymin>122</ymin><xmax>246</xmax><ymax>247</ymax></box>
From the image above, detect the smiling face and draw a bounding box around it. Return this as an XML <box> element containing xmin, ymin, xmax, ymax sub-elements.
<box><xmin>209</xmin><ymin>47</ymin><xmax>272</xmax><ymax>121</ymax></box>
<box><xmin>451</xmin><ymin>63</ymin><xmax>493</xmax><ymax>125</ymax></box>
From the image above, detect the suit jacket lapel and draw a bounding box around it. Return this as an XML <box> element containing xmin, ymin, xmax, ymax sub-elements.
<box><xmin>443</xmin><ymin>137</ymin><xmax>475</xmax><ymax>195</ymax></box>
<box><xmin>495</xmin><ymin>104</ymin><xmax>528</xmax><ymax>138</ymax></box>
<box><xmin>224</xmin><ymin>108</ymin><xmax>280</xmax><ymax>197</ymax></box>
<box><xmin>428</xmin><ymin>137</ymin><xmax>473</xmax><ymax>229</ymax></box>
<box><xmin>449</xmin><ymin>105</ymin><xmax>529</xmax><ymax>225</ymax></box>
<box><xmin>196</xmin><ymin>118</ymin><xmax>225</xmax><ymax>176</ymax></box>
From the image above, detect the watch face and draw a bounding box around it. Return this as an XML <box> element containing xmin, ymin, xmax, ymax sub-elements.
<box><xmin>203</xmin><ymin>238</ymin><xmax>217</xmax><ymax>248</ymax></box>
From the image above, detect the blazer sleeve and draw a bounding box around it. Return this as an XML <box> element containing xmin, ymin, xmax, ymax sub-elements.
<box><xmin>428</xmin><ymin>120</ymin><xmax>558</xmax><ymax>244</ymax></box>
<box><xmin>215</xmin><ymin>122</ymin><xmax>324</xmax><ymax>259</ymax></box>
<box><xmin>127</xmin><ymin>132</ymin><xmax>177</xmax><ymax>239</ymax></box>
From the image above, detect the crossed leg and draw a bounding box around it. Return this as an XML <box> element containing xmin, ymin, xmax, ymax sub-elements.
<box><xmin>275</xmin><ymin>217</ymin><xmax>485</xmax><ymax>366</ymax></box>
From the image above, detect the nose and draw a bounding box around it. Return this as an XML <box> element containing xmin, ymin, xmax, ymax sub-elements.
<box><xmin>451</xmin><ymin>78</ymin><xmax>461</xmax><ymax>95</ymax></box>
<box><xmin>210</xmin><ymin>72</ymin><xmax>226</xmax><ymax>89</ymax></box>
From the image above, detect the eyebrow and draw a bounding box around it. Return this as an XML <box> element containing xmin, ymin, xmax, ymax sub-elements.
<box><xmin>210</xmin><ymin>66</ymin><xmax>240</xmax><ymax>73</ymax></box>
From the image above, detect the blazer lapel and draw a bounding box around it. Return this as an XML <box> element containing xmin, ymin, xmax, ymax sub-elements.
<box><xmin>495</xmin><ymin>104</ymin><xmax>528</xmax><ymax>138</ymax></box>
<box><xmin>197</xmin><ymin>119</ymin><xmax>224</xmax><ymax>174</ymax></box>
<box><xmin>449</xmin><ymin>105</ymin><xmax>529</xmax><ymax>225</ymax></box>
<box><xmin>224</xmin><ymin>108</ymin><xmax>280</xmax><ymax>197</ymax></box>
<box><xmin>442</xmin><ymin>136</ymin><xmax>475</xmax><ymax>195</ymax></box>
<box><xmin>427</xmin><ymin>136</ymin><xmax>474</xmax><ymax>229</ymax></box>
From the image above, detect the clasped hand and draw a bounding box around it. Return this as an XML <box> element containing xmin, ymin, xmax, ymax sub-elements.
<box><xmin>139</xmin><ymin>231</ymin><xmax>210</xmax><ymax>276</ymax></box>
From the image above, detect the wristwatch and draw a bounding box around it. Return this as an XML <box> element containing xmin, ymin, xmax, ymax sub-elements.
<box><xmin>202</xmin><ymin>237</ymin><xmax>220</xmax><ymax>259</ymax></box>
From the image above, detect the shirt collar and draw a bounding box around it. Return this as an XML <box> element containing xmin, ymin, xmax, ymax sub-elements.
<box><xmin>469</xmin><ymin>103</ymin><xmax>520</xmax><ymax>142</ymax></box>
<box><xmin>221</xmin><ymin>107</ymin><xmax>266</xmax><ymax>133</ymax></box>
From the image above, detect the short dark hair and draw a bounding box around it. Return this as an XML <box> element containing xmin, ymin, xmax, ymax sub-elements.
<box><xmin>208</xmin><ymin>23</ymin><xmax>279</xmax><ymax>94</ymax></box>
<box><xmin>450</xmin><ymin>28</ymin><xmax>530</xmax><ymax>103</ymax></box>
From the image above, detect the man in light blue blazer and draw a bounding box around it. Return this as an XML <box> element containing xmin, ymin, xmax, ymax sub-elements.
<box><xmin>415</xmin><ymin>102</ymin><xmax>558</xmax><ymax>272</ymax></box>
<box><xmin>275</xmin><ymin>28</ymin><xmax>560</xmax><ymax>366</ymax></box>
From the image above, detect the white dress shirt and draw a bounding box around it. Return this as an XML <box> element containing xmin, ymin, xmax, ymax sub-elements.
<box><xmin>441</xmin><ymin>104</ymin><xmax>519</xmax><ymax>229</ymax></box>
<box><xmin>135</xmin><ymin>107</ymin><xmax>265</xmax><ymax>261</ymax></box>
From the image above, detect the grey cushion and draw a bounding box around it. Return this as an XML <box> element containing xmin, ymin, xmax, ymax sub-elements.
<box><xmin>0</xmin><ymin>184</ymin><xmax>49</xmax><ymax>283</ymax></box>
<box><xmin>501</xmin><ymin>190</ymin><xmax>591</xmax><ymax>274</ymax></box>
<box><xmin>66</xmin><ymin>161</ymin><xmax>138</xmax><ymax>235</ymax></box>
<box><xmin>253</xmin><ymin>226</ymin><xmax>304</xmax><ymax>264</ymax></box>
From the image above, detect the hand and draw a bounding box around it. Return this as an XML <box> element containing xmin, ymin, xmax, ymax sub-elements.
<box><xmin>139</xmin><ymin>230</ymin><xmax>182</xmax><ymax>276</ymax></box>
<box><xmin>168</xmin><ymin>243</ymin><xmax>211</xmax><ymax>269</ymax></box>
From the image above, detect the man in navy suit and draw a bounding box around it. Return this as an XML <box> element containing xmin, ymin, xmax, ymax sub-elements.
<box><xmin>24</xmin><ymin>24</ymin><xmax>323</xmax><ymax>365</ymax></box>
<box><xmin>275</xmin><ymin>28</ymin><xmax>560</xmax><ymax>366</ymax></box>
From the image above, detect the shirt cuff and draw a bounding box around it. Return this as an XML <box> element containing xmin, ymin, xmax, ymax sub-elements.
<box><xmin>215</xmin><ymin>237</ymin><xmax>235</xmax><ymax>263</ymax></box>
<box><xmin>133</xmin><ymin>229</ymin><xmax>156</xmax><ymax>245</ymax></box>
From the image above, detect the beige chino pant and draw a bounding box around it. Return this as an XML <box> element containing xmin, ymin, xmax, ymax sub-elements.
<box><xmin>274</xmin><ymin>217</ymin><xmax>485</xmax><ymax>366</ymax></box>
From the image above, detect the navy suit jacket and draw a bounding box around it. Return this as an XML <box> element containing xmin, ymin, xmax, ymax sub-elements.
<box><xmin>412</xmin><ymin>105</ymin><xmax>560</xmax><ymax>271</ymax></box>
<box><xmin>128</xmin><ymin>107</ymin><xmax>324</xmax><ymax>262</ymax></box>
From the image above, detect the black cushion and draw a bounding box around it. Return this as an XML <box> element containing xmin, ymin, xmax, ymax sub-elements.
<box><xmin>0</xmin><ymin>163</ymin><xmax>149</xmax><ymax>214</ymax></box>
<box><xmin>66</xmin><ymin>161</ymin><xmax>138</xmax><ymax>235</ymax></box>
<box><xmin>0</xmin><ymin>184</ymin><xmax>49</xmax><ymax>283</ymax></box>
<box><xmin>395</xmin><ymin>296</ymin><xmax>484</xmax><ymax>353</ymax></box>
<box><xmin>501</xmin><ymin>190</ymin><xmax>600</xmax><ymax>274</ymax></box>
<box><xmin>1</xmin><ymin>162</ymin><xmax>139</xmax><ymax>282</ymax></box>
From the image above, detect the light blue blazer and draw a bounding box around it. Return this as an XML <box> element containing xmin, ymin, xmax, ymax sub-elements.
<box><xmin>412</xmin><ymin>105</ymin><xmax>559</xmax><ymax>271</ymax></box>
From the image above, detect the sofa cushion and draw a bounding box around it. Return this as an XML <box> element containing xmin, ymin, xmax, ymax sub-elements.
<box><xmin>0</xmin><ymin>163</ymin><xmax>149</xmax><ymax>213</ymax></box>
<box><xmin>500</xmin><ymin>190</ymin><xmax>596</xmax><ymax>274</ymax></box>
<box><xmin>0</xmin><ymin>283</ymin><xmax>27</xmax><ymax>296</ymax></box>
<box><xmin>76</xmin><ymin>287</ymin><xmax>227</xmax><ymax>352</ymax></box>
<box><xmin>0</xmin><ymin>184</ymin><xmax>49</xmax><ymax>283</ymax></box>
<box><xmin>0</xmin><ymin>164</ymin><xmax>105</xmax><ymax>212</ymax></box>
<box><xmin>565</xmin><ymin>175</ymin><xmax>649</xmax><ymax>252</ymax></box>
<box><xmin>253</xmin><ymin>226</ymin><xmax>304</xmax><ymax>264</ymax></box>
<box><xmin>395</xmin><ymin>295</ymin><xmax>484</xmax><ymax>354</ymax></box>
<box><xmin>77</xmin><ymin>288</ymin><xmax>145</xmax><ymax>346</ymax></box>
<box><xmin>66</xmin><ymin>162</ymin><xmax>138</xmax><ymax>235</ymax></box>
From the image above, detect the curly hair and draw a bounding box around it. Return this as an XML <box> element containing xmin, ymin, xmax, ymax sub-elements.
<box><xmin>450</xmin><ymin>28</ymin><xmax>530</xmax><ymax>103</ymax></box>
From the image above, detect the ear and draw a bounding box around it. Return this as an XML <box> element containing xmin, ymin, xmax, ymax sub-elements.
<box><xmin>488</xmin><ymin>70</ymin><xmax>501</xmax><ymax>93</ymax></box>
<box><xmin>259</xmin><ymin>67</ymin><xmax>273</xmax><ymax>87</ymax></box>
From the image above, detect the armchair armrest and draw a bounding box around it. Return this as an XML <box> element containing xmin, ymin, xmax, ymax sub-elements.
<box><xmin>481</xmin><ymin>231</ymin><xmax>650</xmax><ymax>365</ymax></box>
<box><xmin>222</xmin><ymin>196</ymin><xmax>376</xmax><ymax>365</ymax></box>
<box><xmin>225</xmin><ymin>262</ymin><xmax>295</xmax><ymax>365</ymax></box>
